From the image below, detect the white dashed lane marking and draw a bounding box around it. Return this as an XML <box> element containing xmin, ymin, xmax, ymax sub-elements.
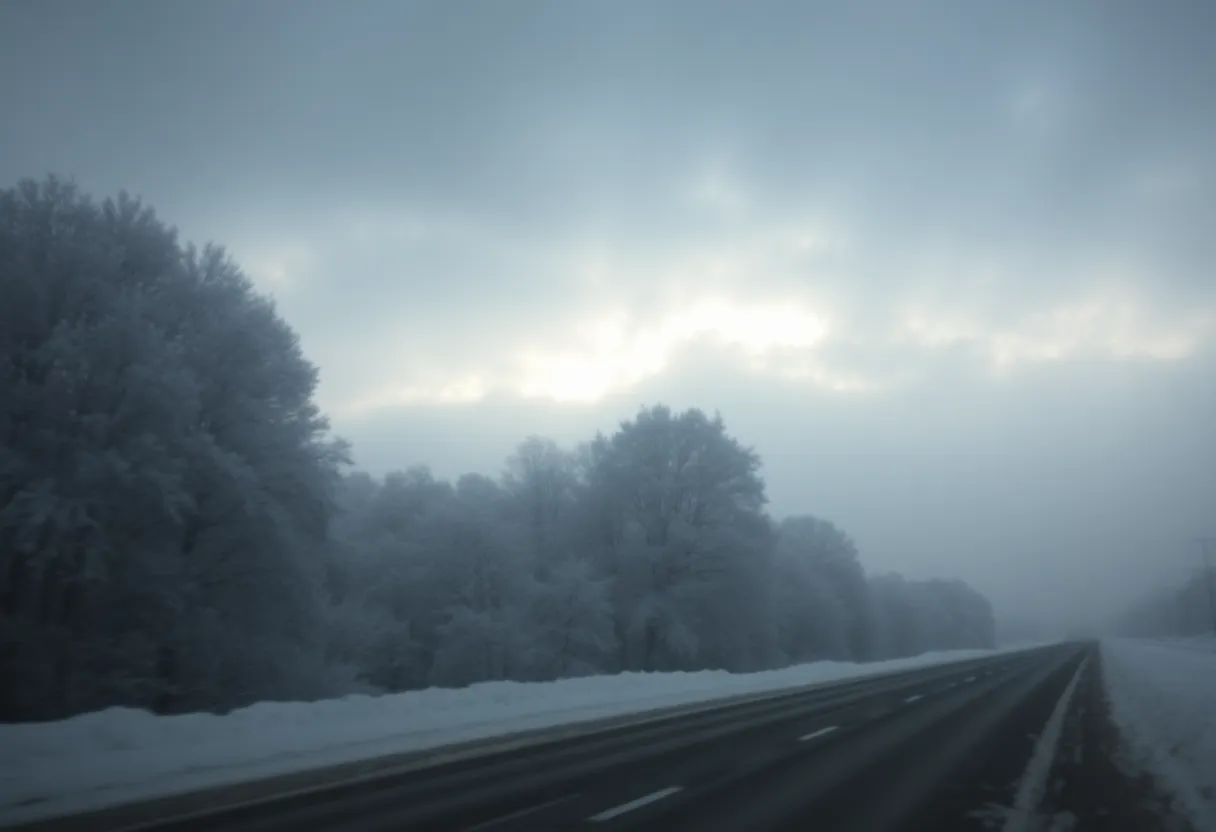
<box><xmin>465</xmin><ymin>794</ymin><xmax>580</xmax><ymax>830</ymax></box>
<box><xmin>589</xmin><ymin>787</ymin><xmax>684</xmax><ymax>822</ymax></box>
<box><xmin>799</xmin><ymin>725</ymin><xmax>839</xmax><ymax>742</ymax></box>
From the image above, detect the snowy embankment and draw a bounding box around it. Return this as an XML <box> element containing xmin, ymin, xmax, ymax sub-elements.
<box><xmin>1101</xmin><ymin>638</ymin><xmax>1216</xmax><ymax>832</ymax></box>
<box><xmin>0</xmin><ymin>644</ymin><xmax>1041</xmax><ymax>825</ymax></box>
<box><xmin>1154</xmin><ymin>634</ymin><xmax>1216</xmax><ymax>654</ymax></box>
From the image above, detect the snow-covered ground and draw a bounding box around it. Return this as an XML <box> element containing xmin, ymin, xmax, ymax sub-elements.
<box><xmin>1154</xmin><ymin>634</ymin><xmax>1216</xmax><ymax>654</ymax></box>
<box><xmin>1101</xmin><ymin>638</ymin><xmax>1216</xmax><ymax>832</ymax></box>
<box><xmin>0</xmin><ymin>644</ymin><xmax>1042</xmax><ymax>825</ymax></box>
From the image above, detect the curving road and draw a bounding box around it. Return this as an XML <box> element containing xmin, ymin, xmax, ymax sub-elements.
<box><xmin>10</xmin><ymin>641</ymin><xmax>1189</xmax><ymax>832</ymax></box>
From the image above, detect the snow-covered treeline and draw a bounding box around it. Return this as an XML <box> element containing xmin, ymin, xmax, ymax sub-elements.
<box><xmin>326</xmin><ymin>455</ymin><xmax>995</xmax><ymax>696</ymax></box>
<box><xmin>1116</xmin><ymin>567</ymin><xmax>1216</xmax><ymax>638</ymax></box>
<box><xmin>0</xmin><ymin>177</ymin><xmax>994</xmax><ymax>722</ymax></box>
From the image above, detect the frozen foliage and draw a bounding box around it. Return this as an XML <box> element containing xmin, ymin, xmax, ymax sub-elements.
<box><xmin>1101</xmin><ymin>639</ymin><xmax>1216</xmax><ymax>832</ymax></box>
<box><xmin>0</xmin><ymin>178</ymin><xmax>350</xmax><ymax>720</ymax></box>
<box><xmin>328</xmin><ymin>416</ymin><xmax>999</xmax><ymax>693</ymax></box>
<box><xmin>0</xmin><ymin>177</ymin><xmax>997</xmax><ymax>723</ymax></box>
<box><xmin>1117</xmin><ymin>569</ymin><xmax>1216</xmax><ymax>638</ymax></box>
<box><xmin>0</xmin><ymin>645</ymin><xmax>1033</xmax><ymax>825</ymax></box>
<box><xmin>867</xmin><ymin>572</ymin><xmax>996</xmax><ymax>660</ymax></box>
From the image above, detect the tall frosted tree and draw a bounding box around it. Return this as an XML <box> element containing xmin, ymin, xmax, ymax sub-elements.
<box><xmin>0</xmin><ymin>177</ymin><xmax>349</xmax><ymax>720</ymax></box>
<box><xmin>501</xmin><ymin>436</ymin><xmax>580</xmax><ymax>574</ymax></box>
<box><xmin>501</xmin><ymin>437</ymin><xmax>614</xmax><ymax>677</ymax></box>
<box><xmin>773</xmin><ymin>516</ymin><xmax>871</xmax><ymax>661</ymax></box>
<box><xmin>866</xmin><ymin>573</ymin><xmax>995</xmax><ymax>658</ymax></box>
<box><xmin>582</xmin><ymin>406</ymin><xmax>777</xmax><ymax>673</ymax></box>
<box><xmin>1117</xmin><ymin>569</ymin><xmax>1216</xmax><ymax>637</ymax></box>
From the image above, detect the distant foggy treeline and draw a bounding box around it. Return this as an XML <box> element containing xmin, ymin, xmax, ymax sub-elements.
<box><xmin>1117</xmin><ymin>567</ymin><xmax>1216</xmax><ymax>638</ymax></box>
<box><xmin>0</xmin><ymin>178</ymin><xmax>995</xmax><ymax>723</ymax></box>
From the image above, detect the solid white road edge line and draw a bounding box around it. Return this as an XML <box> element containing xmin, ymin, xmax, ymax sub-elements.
<box><xmin>588</xmin><ymin>786</ymin><xmax>684</xmax><ymax>822</ymax></box>
<box><xmin>798</xmin><ymin>725</ymin><xmax>839</xmax><ymax>742</ymax></box>
<box><xmin>1001</xmin><ymin>654</ymin><xmax>1090</xmax><ymax>832</ymax></box>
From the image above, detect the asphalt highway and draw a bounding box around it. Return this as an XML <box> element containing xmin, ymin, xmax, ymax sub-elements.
<box><xmin>11</xmin><ymin>641</ymin><xmax>1193</xmax><ymax>832</ymax></box>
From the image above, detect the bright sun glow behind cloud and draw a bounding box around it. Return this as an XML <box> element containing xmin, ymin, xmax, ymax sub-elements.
<box><xmin>335</xmin><ymin>297</ymin><xmax>834</xmax><ymax>415</ymax></box>
<box><xmin>515</xmin><ymin>298</ymin><xmax>832</xmax><ymax>402</ymax></box>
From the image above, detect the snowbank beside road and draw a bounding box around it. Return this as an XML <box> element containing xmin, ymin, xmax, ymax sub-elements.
<box><xmin>1101</xmin><ymin>639</ymin><xmax>1216</xmax><ymax>832</ymax></box>
<box><xmin>1156</xmin><ymin>634</ymin><xmax>1216</xmax><ymax>653</ymax></box>
<box><xmin>0</xmin><ymin>644</ymin><xmax>1039</xmax><ymax>825</ymax></box>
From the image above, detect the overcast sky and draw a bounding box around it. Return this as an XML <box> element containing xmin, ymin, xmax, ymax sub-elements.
<box><xmin>3</xmin><ymin>0</ymin><xmax>1214</xmax><ymax>634</ymax></box>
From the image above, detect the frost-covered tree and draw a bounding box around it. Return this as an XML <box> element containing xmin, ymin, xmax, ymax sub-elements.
<box><xmin>0</xmin><ymin>177</ymin><xmax>349</xmax><ymax>720</ymax></box>
<box><xmin>423</xmin><ymin>474</ymin><xmax>537</xmax><ymax>686</ymax></box>
<box><xmin>501</xmin><ymin>436</ymin><xmax>580</xmax><ymax>574</ymax></box>
<box><xmin>581</xmin><ymin>406</ymin><xmax>777</xmax><ymax>673</ymax></box>
<box><xmin>866</xmin><ymin>573</ymin><xmax>995</xmax><ymax>658</ymax></box>
<box><xmin>773</xmin><ymin>516</ymin><xmax>871</xmax><ymax>661</ymax></box>
<box><xmin>527</xmin><ymin>557</ymin><xmax>615</xmax><ymax>678</ymax></box>
<box><xmin>324</xmin><ymin>467</ymin><xmax>457</xmax><ymax>690</ymax></box>
<box><xmin>501</xmin><ymin>437</ymin><xmax>614</xmax><ymax>677</ymax></box>
<box><xmin>1116</xmin><ymin>568</ymin><xmax>1216</xmax><ymax>637</ymax></box>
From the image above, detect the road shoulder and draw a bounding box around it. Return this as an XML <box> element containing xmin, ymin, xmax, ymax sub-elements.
<box><xmin>1045</xmin><ymin>648</ymin><xmax>1197</xmax><ymax>832</ymax></box>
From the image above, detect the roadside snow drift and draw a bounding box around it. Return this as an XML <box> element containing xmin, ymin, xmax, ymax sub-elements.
<box><xmin>1101</xmin><ymin>638</ymin><xmax>1216</xmax><ymax>832</ymax></box>
<box><xmin>0</xmin><ymin>645</ymin><xmax>1039</xmax><ymax>825</ymax></box>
